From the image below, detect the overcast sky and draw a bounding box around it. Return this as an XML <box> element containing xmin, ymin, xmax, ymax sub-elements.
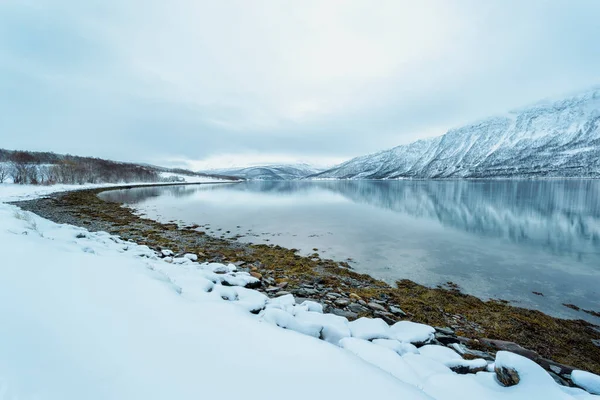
<box><xmin>1</xmin><ymin>0</ymin><xmax>599</xmax><ymax>169</ymax></box>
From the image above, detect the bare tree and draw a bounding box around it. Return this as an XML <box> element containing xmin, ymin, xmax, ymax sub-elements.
<box><xmin>0</xmin><ymin>163</ymin><xmax>8</xmax><ymax>183</ymax></box>
<box><xmin>10</xmin><ymin>151</ymin><xmax>37</xmax><ymax>184</ymax></box>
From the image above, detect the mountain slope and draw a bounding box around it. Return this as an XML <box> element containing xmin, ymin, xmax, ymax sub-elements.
<box><xmin>313</xmin><ymin>88</ymin><xmax>600</xmax><ymax>179</ymax></box>
<box><xmin>205</xmin><ymin>164</ymin><xmax>321</xmax><ymax>180</ymax></box>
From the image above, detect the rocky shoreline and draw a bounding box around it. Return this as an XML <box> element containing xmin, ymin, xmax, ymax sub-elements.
<box><xmin>12</xmin><ymin>184</ymin><xmax>600</xmax><ymax>382</ymax></box>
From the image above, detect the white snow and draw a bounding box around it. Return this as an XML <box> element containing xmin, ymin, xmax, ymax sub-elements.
<box><xmin>1</xmin><ymin>186</ymin><xmax>599</xmax><ymax>399</ymax></box>
<box><xmin>372</xmin><ymin>339</ymin><xmax>420</xmax><ymax>356</ymax></box>
<box><xmin>572</xmin><ymin>370</ymin><xmax>600</xmax><ymax>395</ymax></box>
<box><xmin>390</xmin><ymin>321</ymin><xmax>436</xmax><ymax>344</ymax></box>
<box><xmin>348</xmin><ymin>317</ymin><xmax>391</xmax><ymax>340</ymax></box>
<box><xmin>419</xmin><ymin>345</ymin><xmax>488</xmax><ymax>371</ymax></box>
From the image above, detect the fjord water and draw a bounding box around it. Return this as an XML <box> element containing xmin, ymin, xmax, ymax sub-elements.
<box><xmin>100</xmin><ymin>180</ymin><xmax>600</xmax><ymax>322</ymax></box>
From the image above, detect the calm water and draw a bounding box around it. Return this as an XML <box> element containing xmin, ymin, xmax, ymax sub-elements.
<box><xmin>100</xmin><ymin>180</ymin><xmax>600</xmax><ymax>322</ymax></box>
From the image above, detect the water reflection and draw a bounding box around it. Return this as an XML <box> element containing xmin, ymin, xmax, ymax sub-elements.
<box><xmin>99</xmin><ymin>180</ymin><xmax>600</xmax><ymax>321</ymax></box>
<box><xmin>106</xmin><ymin>180</ymin><xmax>600</xmax><ymax>258</ymax></box>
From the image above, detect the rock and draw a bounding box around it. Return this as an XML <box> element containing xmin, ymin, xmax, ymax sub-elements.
<box><xmin>358</xmin><ymin>300</ymin><xmax>367</xmax><ymax>306</ymax></box>
<box><xmin>434</xmin><ymin>326</ymin><xmax>455</xmax><ymax>336</ymax></box>
<box><xmin>334</xmin><ymin>298</ymin><xmax>350</xmax><ymax>307</ymax></box>
<box><xmin>389</xmin><ymin>306</ymin><xmax>406</xmax><ymax>316</ymax></box>
<box><xmin>495</xmin><ymin>365</ymin><xmax>520</xmax><ymax>387</ymax></box>
<box><xmin>277</xmin><ymin>281</ymin><xmax>289</xmax><ymax>289</ymax></box>
<box><xmin>367</xmin><ymin>302</ymin><xmax>386</xmax><ymax>312</ymax></box>
<box><xmin>548</xmin><ymin>371</ymin><xmax>571</xmax><ymax>387</ymax></box>
<box><xmin>326</xmin><ymin>293</ymin><xmax>341</xmax><ymax>299</ymax></box>
<box><xmin>373</xmin><ymin>311</ymin><xmax>396</xmax><ymax>325</ymax></box>
<box><xmin>275</xmin><ymin>291</ymin><xmax>291</xmax><ymax>297</ymax></box>
<box><xmin>244</xmin><ymin>280</ymin><xmax>262</xmax><ymax>289</ymax></box>
<box><xmin>266</xmin><ymin>286</ymin><xmax>279</xmax><ymax>293</ymax></box>
<box><xmin>435</xmin><ymin>334</ymin><xmax>460</xmax><ymax>345</ymax></box>
<box><xmin>233</xmin><ymin>261</ymin><xmax>245</xmax><ymax>266</ymax></box>
<box><xmin>348</xmin><ymin>303</ymin><xmax>369</xmax><ymax>314</ymax></box>
<box><xmin>349</xmin><ymin>293</ymin><xmax>362</xmax><ymax>301</ymax></box>
<box><xmin>536</xmin><ymin>358</ymin><xmax>575</xmax><ymax>376</ymax></box>
<box><xmin>450</xmin><ymin>343</ymin><xmax>495</xmax><ymax>361</ymax></box>
<box><xmin>331</xmin><ymin>308</ymin><xmax>358</xmax><ymax>320</ymax></box>
<box><xmin>480</xmin><ymin>339</ymin><xmax>540</xmax><ymax>362</ymax></box>
<box><xmin>592</xmin><ymin>339</ymin><xmax>600</xmax><ymax>348</ymax></box>
<box><xmin>448</xmin><ymin>360</ymin><xmax>488</xmax><ymax>375</ymax></box>
<box><xmin>250</xmin><ymin>272</ymin><xmax>263</xmax><ymax>280</ymax></box>
<box><xmin>197</xmin><ymin>252</ymin><xmax>207</xmax><ymax>257</ymax></box>
<box><xmin>264</xmin><ymin>277</ymin><xmax>275</xmax><ymax>285</ymax></box>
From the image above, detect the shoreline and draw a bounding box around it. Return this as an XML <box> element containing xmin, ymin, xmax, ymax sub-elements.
<box><xmin>11</xmin><ymin>183</ymin><xmax>600</xmax><ymax>377</ymax></box>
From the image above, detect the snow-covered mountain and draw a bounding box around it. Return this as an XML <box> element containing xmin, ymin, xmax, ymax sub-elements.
<box><xmin>313</xmin><ymin>88</ymin><xmax>600</xmax><ymax>179</ymax></box>
<box><xmin>204</xmin><ymin>164</ymin><xmax>322</xmax><ymax>180</ymax></box>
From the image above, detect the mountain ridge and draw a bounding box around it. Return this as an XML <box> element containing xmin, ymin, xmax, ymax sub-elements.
<box><xmin>312</xmin><ymin>87</ymin><xmax>600</xmax><ymax>179</ymax></box>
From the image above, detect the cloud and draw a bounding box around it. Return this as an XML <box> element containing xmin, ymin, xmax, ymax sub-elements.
<box><xmin>0</xmin><ymin>0</ymin><xmax>599</xmax><ymax>168</ymax></box>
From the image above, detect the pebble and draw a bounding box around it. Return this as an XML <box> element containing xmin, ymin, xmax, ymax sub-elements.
<box><xmin>349</xmin><ymin>293</ymin><xmax>362</xmax><ymax>301</ymax></box>
<box><xmin>368</xmin><ymin>302</ymin><xmax>386</xmax><ymax>312</ymax></box>
<box><xmin>434</xmin><ymin>326</ymin><xmax>455</xmax><ymax>336</ymax></box>
<box><xmin>331</xmin><ymin>308</ymin><xmax>358</xmax><ymax>319</ymax></box>
<box><xmin>389</xmin><ymin>306</ymin><xmax>406</xmax><ymax>316</ymax></box>
<box><xmin>250</xmin><ymin>272</ymin><xmax>263</xmax><ymax>280</ymax></box>
<box><xmin>348</xmin><ymin>303</ymin><xmax>369</xmax><ymax>314</ymax></box>
<box><xmin>334</xmin><ymin>298</ymin><xmax>350</xmax><ymax>307</ymax></box>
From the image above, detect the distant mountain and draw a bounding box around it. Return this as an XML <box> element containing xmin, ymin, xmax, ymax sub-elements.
<box><xmin>204</xmin><ymin>164</ymin><xmax>322</xmax><ymax>180</ymax></box>
<box><xmin>312</xmin><ymin>87</ymin><xmax>600</xmax><ymax>179</ymax></box>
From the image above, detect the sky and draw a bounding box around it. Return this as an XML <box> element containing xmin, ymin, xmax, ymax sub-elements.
<box><xmin>1</xmin><ymin>0</ymin><xmax>599</xmax><ymax>170</ymax></box>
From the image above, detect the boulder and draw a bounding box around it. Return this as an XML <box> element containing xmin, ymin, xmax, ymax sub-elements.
<box><xmin>495</xmin><ymin>365</ymin><xmax>520</xmax><ymax>387</ymax></box>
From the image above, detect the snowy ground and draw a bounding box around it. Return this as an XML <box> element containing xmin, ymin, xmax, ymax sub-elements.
<box><xmin>0</xmin><ymin>175</ymin><xmax>230</xmax><ymax>203</ymax></box>
<box><xmin>1</xmin><ymin>185</ymin><xmax>599</xmax><ymax>399</ymax></box>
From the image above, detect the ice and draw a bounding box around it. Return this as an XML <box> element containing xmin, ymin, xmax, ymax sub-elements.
<box><xmin>349</xmin><ymin>317</ymin><xmax>391</xmax><ymax>340</ymax></box>
<box><xmin>390</xmin><ymin>321</ymin><xmax>435</xmax><ymax>344</ymax></box>
<box><xmin>572</xmin><ymin>370</ymin><xmax>600</xmax><ymax>395</ymax></box>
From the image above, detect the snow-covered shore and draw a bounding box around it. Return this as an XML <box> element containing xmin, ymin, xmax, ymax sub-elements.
<box><xmin>1</xmin><ymin>184</ymin><xmax>599</xmax><ymax>399</ymax></box>
<box><xmin>0</xmin><ymin>175</ymin><xmax>230</xmax><ymax>203</ymax></box>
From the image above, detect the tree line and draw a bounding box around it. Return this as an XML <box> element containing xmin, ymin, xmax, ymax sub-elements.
<box><xmin>0</xmin><ymin>149</ymin><xmax>160</xmax><ymax>185</ymax></box>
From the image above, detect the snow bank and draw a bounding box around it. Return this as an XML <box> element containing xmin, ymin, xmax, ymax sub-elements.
<box><xmin>390</xmin><ymin>321</ymin><xmax>436</xmax><ymax>344</ymax></box>
<box><xmin>0</xmin><ymin>203</ymin><xmax>432</xmax><ymax>400</ymax></box>
<box><xmin>572</xmin><ymin>370</ymin><xmax>600</xmax><ymax>395</ymax></box>
<box><xmin>1</xmin><ymin>193</ymin><xmax>599</xmax><ymax>399</ymax></box>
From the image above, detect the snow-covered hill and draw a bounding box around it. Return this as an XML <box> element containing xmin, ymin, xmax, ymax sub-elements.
<box><xmin>205</xmin><ymin>164</ymin><xmax>321</xmax><ymax>180</ymax></box>
<box><xmin>313</xmin><ymin>88</ymin><xmax>600</xmax><ymax>179</ymax></box>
